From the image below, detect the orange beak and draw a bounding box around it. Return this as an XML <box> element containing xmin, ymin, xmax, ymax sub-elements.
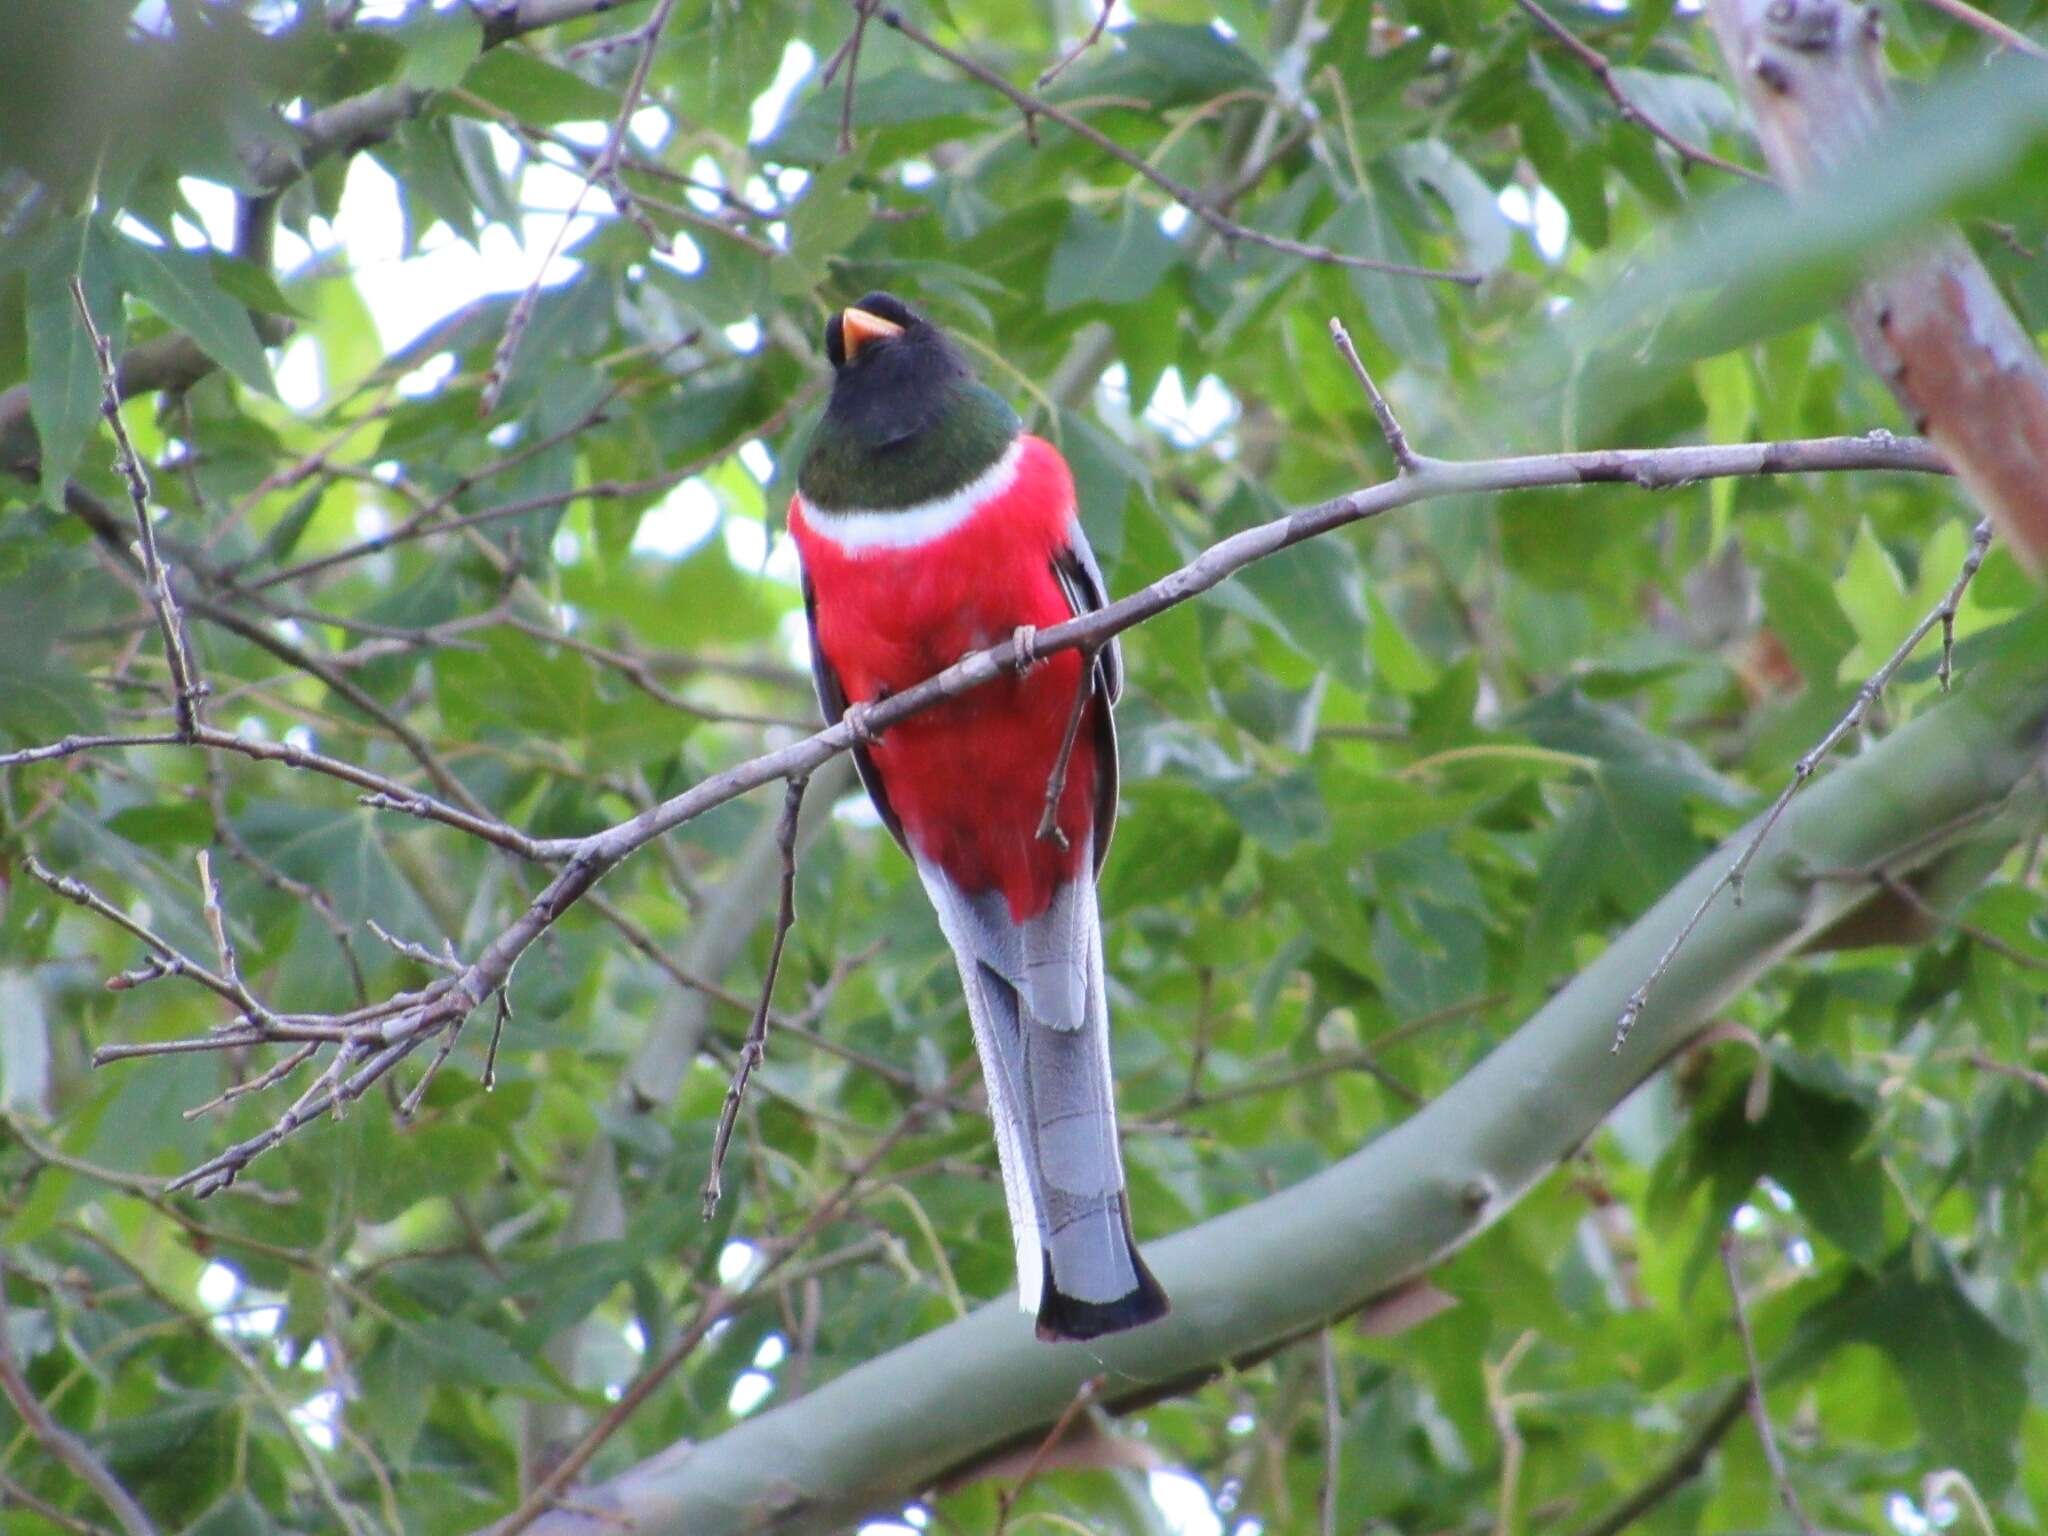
<box><xmin>841</xmin><ymin>306</ymin><xmax>905</xmax><ymax>361</ymax></box>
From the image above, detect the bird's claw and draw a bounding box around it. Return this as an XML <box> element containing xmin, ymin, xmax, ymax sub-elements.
<box><xmin>843</xmin><ymin>700</ymin><xmax>882</xmax><ymax>745</ymax></box>
<box><xmin>1011</xmin><ymin>625</ymin><xmax>1039</xmax><ymax>674</ymax></box>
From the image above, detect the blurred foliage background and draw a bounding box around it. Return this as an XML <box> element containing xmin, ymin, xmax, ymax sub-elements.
<box><xmin>2</xmin><ymin>0</ymin><xmax>2048</xmax><ymax>1533</ymax></box>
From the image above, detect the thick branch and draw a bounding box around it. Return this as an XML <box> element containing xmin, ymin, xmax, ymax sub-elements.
<box><xmin>1706</xmin><ymin>0</ymin><xmax>2048</xmax><ymax>574</ymax></box>
<box><xmin>514</xmin><ymin>614</ymin><xmax>2048</xmax><ymax>1536</ymax></box>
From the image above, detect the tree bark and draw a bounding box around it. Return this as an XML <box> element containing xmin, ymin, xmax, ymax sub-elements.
<box><xmin>1706</xmin><ymin>0</ymin><xmax>2048</xmax><ymax>575</ymax></box>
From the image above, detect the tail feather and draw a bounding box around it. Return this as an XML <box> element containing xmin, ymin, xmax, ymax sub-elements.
<box><xmin>917</xmin><ymin>846</ymin><xmax>1169</xmax><ymax>1342</ymax></box>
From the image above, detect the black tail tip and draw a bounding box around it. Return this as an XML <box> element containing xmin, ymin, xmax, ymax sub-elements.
<box><xmin>1034</xmin><ymin>1255</ymin><xmax>1170</xmax><ymax>1343</ymax></box>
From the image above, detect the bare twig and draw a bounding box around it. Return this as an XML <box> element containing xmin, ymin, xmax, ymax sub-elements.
<box><xmin>23</xmin><ymin>855</ymin><xmax>261</xmax><ymax>1022</ymax></box>
<box><xmin>702</xmin><ymin>775</ymin><xmax>811</xmax><ymax>1219</ymax></box>
<box><xmin>1818</xmin><ymin>866</ymin><xmax>2048</xmax><ymax>973</ymax></box>
<box><xmin>0</xmin><ymin>729</ymin><xmax>543</xmax><ymax>860</ymax></box>
<box><xmin>874</xmin><ymin>8</ymin><xmax>1481</xmax><ymax>285</ymax></box>
<box><xmin>828</xmin><ymin>0</ymin><xmax>877</xmax><ymax>153</ymax></box>
<box><xmin>1486</xmin><ymin>1332</ymin><xmax>1536</xmax><ymax>1536</ymax></box>
<box><xmin>496</xmin><ymin>1059</ymin><xmax>977</xmax><ymax>1536</ymax></box>
<box><xmin>1914</xmin><ymin>0</ymin><xmax>2048</xmax><ymax>61</ymax></box>
<box><xmin>1033</xmin><ymin>649</ymin><xmax>1098</xmax><ymax>851</ymax></box>
<box><xmin>0</xmin><ymin>1258</ymin><xmax>160</xmax><ymax>1536</ymax></box>
<box><xmin>1328</xmin><ymin>317</ymin><xmax>1423</xmax><ymax>473</ymax></box>
<box><xmin>70</xmin><ymin>279</ymin><xmax>206</xmax><ymax>737</ymax></box>
<box><xmin>481</xmin><ymin>0</ymin><xmax>682</xmax><ymax>413</ymax></box>
<box><xmin>1719</xmin><ymin>1234</ymin><xmax>1821</xmax><ymax>1536</ymax></box>
<box><xmin>57</xmin><ymin>430</ymin><xmax>1950</xmax><ymax>1193</ymax></box>
<box><xmin>1967</xmin><ymin>1050</ymin><xmax>2048</xmax><ymax>1097</ymax></box>
<box><xmin>1514</xmin><ymin>0</ymin><xmax>1763</xmax><ymax>180</ymax></box>
<box><xmin>1562</xmin><ymin>1383</ymin><xmax>1750</xmax><ymax>1536</ymax></box>
<box><xmin>994</xmin><ymin>1375</ymin><xmax>1104</xmax><ymax>1534</ymax></box>
<box><xmin>0</xmin><ymin>1473</ymin><xmax>120</xmax><ymax>1536</ymax></box>
<box><xmin>1614</xmin><ymin>518</ymin><xmax>1992</xmax><ymax>1051</ymax></box>
<box><xmin>1039</xmin><ymin>0</ymin><xmax>1117</xmax><ymax>86</ymax></box>
<box><xmin>182</xmin><ymin>1042</ymin><xmax>321</xmax><ymax>1120</ymax></box>
<box><xmin>241</xmin><ymin>380</ymin><xmax>815</xmax><ymax>595</ymax></box>
<box><xmin>1318</xmin><ymin>1329</ymin><xmax>1342</xmax><ymax>1536</ymax></box>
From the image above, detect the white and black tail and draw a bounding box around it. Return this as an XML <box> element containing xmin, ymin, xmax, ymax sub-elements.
<box><xmin>916</xmin><ymin>844</ymin><xmax>1168</xmax><ymax>1341</ymax></box>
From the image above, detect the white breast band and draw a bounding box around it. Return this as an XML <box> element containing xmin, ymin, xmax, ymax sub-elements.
<box><xmin>797</xmin><ymin>439</ymin><xmax>1026</xmax><ymax>551</ymax></box>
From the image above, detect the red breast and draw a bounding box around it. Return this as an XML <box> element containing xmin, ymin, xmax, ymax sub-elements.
<box><xmin>792</xmin><ymin>435</ymin><xmax>1101</xmax><ymax>919</ymax></box>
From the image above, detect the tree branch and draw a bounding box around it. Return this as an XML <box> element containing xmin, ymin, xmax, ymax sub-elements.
<box><xmin>0</xmin><ymin>1259</ymin><xmax>159</xmax><ymax>1536</ymax></box>
<box><xmin>874</xmin><ymin>8</ymin><xmax>1483</xmax><ymax>285</ymax></box>
<box><xmin>35</xmin><ymin>428</ymin><xmax>1954</xmax><ymax>1197</ymax></box>
<box><xmin>508</xmin><ymin>621</ymin><xmax>2048</xmax><ymax>1536</ymax></box>
<box><xmin>1706</xmin><ymin>0</ymin><xmax>2048</xmax><ymax>575</ymax></box>
<box><xmin>1721</xmin><ymin>1233</ymin><xmax>1822</xmax><ymax>1536</ymax></box>
<box><xmin>1614</xmin><ymin>517</ymin><xmax>1993</xmax><ymax>1049</ymax></box>
<box><xmin>1515</xmin><ymin>0</ymin><xmax>1764</xmax><ymax>180</ymax></box>
<box><xmin>1562</xmin><ymin>1383</ymin><xmax>1750</xmax><ymax>1536</ymax></box>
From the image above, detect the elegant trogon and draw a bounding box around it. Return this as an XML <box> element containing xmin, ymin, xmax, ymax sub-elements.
<box><xmin>790</xmin><ymin>292</ymin><xmax>1169</xmax><ymax>1342</ymax></box>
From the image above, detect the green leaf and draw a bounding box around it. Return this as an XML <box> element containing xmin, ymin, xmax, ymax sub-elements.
<box><xmin>1059</xmin><ymin>407</ymin><xmax>1142</xmax><ymax>561</ymax></box>
<box><xmin>1834</xmin><ymin>519</ymin><xmax>1915</xmax><ymax>680</ymax></box>
<box><xmin>111</xmin><ymin>235</ymin><xmax>275</xmax><ymax>395</ymax></box>
<box><xmin>1045</xmin><ymin>197</ymin><xmax>1181</xmax><ymax>313</ymax></box>
<box><xmin>1782</xmin><ymin>1250</ymin><xmax>2028</xmax><ymax>1492</ymax></box>
<box><xmin>1321</xmin><ymin>198</ymin><xmax>1445</xmax><ymax>368</ymax></box>
<box><xmin>25</xmin><ymin>217</ymin><xmax>118</xmax><ymax>507</ymax></box>
<box><xmin>458</xmin><ymin>47</ymin><xmax>619</xmax><ymax>123</ymax></box>
<box><xmin>1049</xmin><ymin>22</ymin><xmax>1266</xmax><ymax>109</ymax></box>
<box><xmin>1216</xmin><ymin>484</ymin><xmax>1370</xmax><ymax>687</ymax></box>
<box><xmin>399</xmin><ymin>3</ymin><xmax>483</xmax><ymax>90</ymax></box>
<box><xmin>1694</xmin><ymin>352</ymin><xmax>1753</xmax><ymax>545</ymax></box>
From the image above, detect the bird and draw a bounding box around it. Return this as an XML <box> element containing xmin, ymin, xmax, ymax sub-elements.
<box><xmin>788</xmin><ymin>291</ymin><xmax>1169</xmax><ymax>1342</ymax></box>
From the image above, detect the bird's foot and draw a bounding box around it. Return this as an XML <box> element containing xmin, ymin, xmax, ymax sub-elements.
<box><xmin>1010</xmin><ymin>624</ymin><xmax>1039</xmax><ymax>675</ymax></box>
<box><xmin>843</xmin><ymin>691</ymin><xmax>888</xmax><ymax>745</ymax></box>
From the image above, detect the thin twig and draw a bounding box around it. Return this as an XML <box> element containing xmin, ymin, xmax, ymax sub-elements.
<box><xmin>1038</xmin><ymin>0</ymin><xmax>1117</xmax><ymax>86</ymax></box>
<box><xmin>1318</xmin><ymin>1329</ymin><xmax>1342</xmax><ymax>1536</ymax></box>
<box><xmin>1719</xmin><ymin>1233</ymin><xmax>1821</xmax><ymax>1536</ymax></box>
<box><xmin>1967</xmin><ymin>1050</ymin><xmax>2048</xmax><ymax>1097</ymax></box>
<box><xmin>1034</xmin><ymin>649</ymin><xmax>1098</xmax><ymax>850</ymax></box>
<box><xmin>1329</xmin><ymin>317</ymin><xmax>1423</xmax><ymax>472</ymax></box>
<box><xmin>0</xmin><ymin>1258</ymin><xmax>160</xmax><ymax>1536</ymax></box>
<box><xmin>70</xmin><ymin>278</ymin><xmax>207</xmax><ymax>737</ymax></box>
<box><xmin>1614</xmin><ymin>518</ymin><xmax>1992</xmax><ymax>1051</ymax></box>
<box><xmin>182</xmin><ymin>1042</ymin><xmax>321</xmax><ymax>1120</ymax></box>
<box><xmin>497</xmin><ymin>1059</ymin><xmax>977</xmax><ymax>1536</ymax></box>
<box><xmin>51</xmin><ymin>430</ymin><xmax>1951</xmax><ymax>1194</ymax></box>
<box><xmin>23</xmin><ymin>855</ymin><xmax>256</xmax><ymax>1021</ymax></box>
<box><xmin>702</xmin><ymin>775</ymin><xmax>810</xmax><ymax>1219</ymax></box>
<box><xmin>1914</xmin><ymin>0</ymin><xmax>2048</xmax><ymax>61</ymax></box>
<box><xmin>481</xmin><ymin>0</ymin><xmax>683</xmax><ymax>414</ymax></box>
<box><xmin>875</xmin><ymin>8</ymin><xmax>1481</xmax><ymax>285</ymax></box>
<box><xmin>0</xmin><ymin>1473</ymin><xmax>120</xmax><ymax>1536</ymax></box>
<box><xmin>1514</xmin><ymin>0</ymin><xmax>1764</xmax><ymax>180</ymax></box>
<box><xmin>994</xmin><ymin>1375</ymin><xmax>1105</xmax><ymax>1535</ymax></box>
<box><xmin>1562</xmin><ymin>1383</ymin><xmax>1750</xmax><ymax>1536</ymax></box>
<box><xmin>0</xmin><ymin>729</ymin><xmax>543</xmax><ymax>860</ymax></box>
<box><xmin>832</xmin><ymin>1</ymin><xmax>876</xmax><ymax>152</ymax></box>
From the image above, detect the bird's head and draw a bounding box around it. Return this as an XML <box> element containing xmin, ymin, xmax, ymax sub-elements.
<box><xmin>799</xmin><ymin>292</ymin><xmax>1019</xmax><ymax>511</ymax></box>
<box><xmin>820</xmin><ymin>291</ymin><xmax>972</xmax><ymax>426</ymax></box>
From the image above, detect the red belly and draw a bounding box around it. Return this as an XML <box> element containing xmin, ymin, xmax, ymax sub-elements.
<box><xmin>792</xmin><ymin>439</ymin><xmax>1097</xmax><ymax>920</ymax></box>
